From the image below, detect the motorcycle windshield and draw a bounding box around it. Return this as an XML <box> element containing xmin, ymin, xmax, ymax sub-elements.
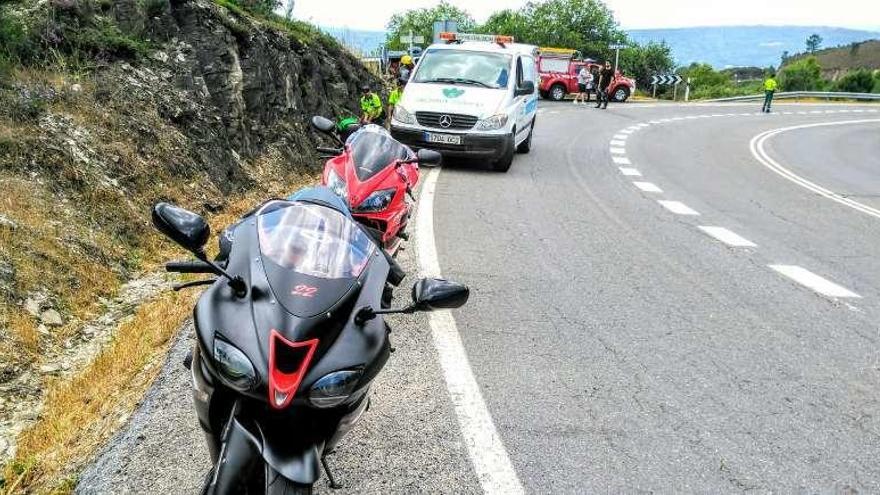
<box><xmin>258</xmin><ymin>203</ymin><xmax>375</xmax><ymax>279</ymax></box>
<box><xmin>346</xmin><ymin>125</ymin><xmax>412</xmax><ymax>181</ymax></box>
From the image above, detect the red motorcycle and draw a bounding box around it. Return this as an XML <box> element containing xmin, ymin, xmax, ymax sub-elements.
<box><xmin>311</xmin><ymin>116</ymin><xmax>441</xmax><ymax>255</ymax></box>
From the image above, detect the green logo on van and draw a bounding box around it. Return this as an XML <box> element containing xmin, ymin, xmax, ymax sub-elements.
<box><xmin>443</xmin><ymin>88</ymin><xmax>465</xmax><ymax>98</ymax></box>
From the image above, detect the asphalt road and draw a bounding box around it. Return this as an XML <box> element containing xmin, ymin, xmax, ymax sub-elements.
<box><xmin>79</xmin><ymin>101</ymin><xmax>880</xmax><ymax>493</ymax></box>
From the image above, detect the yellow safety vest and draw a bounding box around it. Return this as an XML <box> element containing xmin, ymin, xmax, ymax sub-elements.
<box><xmin>764</xmin><ymin>78</ymin><xmax>777</xmax><ymax>91</ymax></box>
<box><xmin>360</xmin><ymin>93</ymin><xmax>382</xmax><ymax>119</ymax></box>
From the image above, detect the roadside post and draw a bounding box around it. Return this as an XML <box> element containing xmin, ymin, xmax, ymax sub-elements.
<box><xmin>400</xmin><ymin>31</ymin><xmax>424</xmax><ymax>53</ymax></box>
<box><xmin>609</xmin><ymin>43</ymin><xmax>625</xmax><ymax>74</ymax></box>
<box><xmin>685</xmin><ymin>77</ymin><xmax>691</xmax><ymax>102</ymax></box>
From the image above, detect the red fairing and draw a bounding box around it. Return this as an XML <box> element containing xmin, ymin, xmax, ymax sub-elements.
<box><xmin>267</xmin><ymin>329</ymin><xmax>318</xmax><ymax>410</ymax></box>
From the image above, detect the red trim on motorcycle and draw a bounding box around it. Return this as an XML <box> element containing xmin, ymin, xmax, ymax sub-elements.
<box><xmin>268</xmin><ymin>329</ymin><xmax>319</xmax><ymax>410</ymax></box>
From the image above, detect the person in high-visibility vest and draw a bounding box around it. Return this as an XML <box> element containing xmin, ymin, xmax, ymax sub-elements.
<box><xmin>762</xmin><ymin>74</ymin><xmax>778</xmax><ymax>113</ymax></box>
<box><xmin>386</xmin><ymin>79</ymin><xmax>404</xmax><ymax>130</ymax></box>
<box><xmin>360</xmin><ymin>85</ymin><xmax>384</xmax><ymax>124</ymax></box>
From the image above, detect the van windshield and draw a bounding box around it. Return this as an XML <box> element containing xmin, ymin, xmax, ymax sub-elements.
<box><xmin>414</xmin><ymin>49</ymin><xmax>511</xmax><ymax>89</ymax></box>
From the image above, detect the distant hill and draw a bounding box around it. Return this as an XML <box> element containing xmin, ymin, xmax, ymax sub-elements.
<box><xmin>628</xmin><ymin>26</ymin><xmax>880</xmax><ymax>68</ymax></box>
<box><xmin>786</xmin><ymin>39</ymin><xmax>880</xmax><ymax>79</ymax></box>
<box><xmin>321</xmin><ymin>25</ymin><xmax>880</xmax><ymax>69</ymax></box>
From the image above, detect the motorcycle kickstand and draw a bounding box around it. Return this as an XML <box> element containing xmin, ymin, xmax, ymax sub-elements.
<box><xmin>321</xmin><ymin>455</ymin><xmax>343</xmax><ymax>489</ymax></box>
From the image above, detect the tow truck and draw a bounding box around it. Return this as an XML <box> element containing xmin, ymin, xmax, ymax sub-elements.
<box><xmin>537</xmin><ymin>47</ymin><xmax>635</xmax><ymax>102</ymax></box>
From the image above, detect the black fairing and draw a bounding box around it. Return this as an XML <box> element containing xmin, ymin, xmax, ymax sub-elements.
<box><xmin>193</xmin><ymin>202</ymin><xmax>392</xmax><ymax>403</ymax></box>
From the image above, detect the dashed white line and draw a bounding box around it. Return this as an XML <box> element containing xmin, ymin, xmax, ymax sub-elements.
<box><xmin>633</xmin><ymin>181</ymin><xmax>663</xmax><ymax>193</ymax></box>
<box><xmin>619</xmin><ymin>167</ymin><xmax>642</xmax><ymax>176</ymax></box>
<box><xmin>612</xmin><ymin>156</ymin><xmax>632</xmax><ymax>165</ymax></box>
<box><xmin>637</xmin><ymin>123</ymin><xmax>650</xmax><ymax>128</ymax></box>
<box><xmin>697</xmin><ymin>226</ymin><xmax>757</xmax><ymax>247</ymax></box>
<box><xmin>417</xmin><ymin>169</ymin><xmax>525</xmax><ymax>494</ymax></box>
<box><xmin>613</xmin><ymin>134</ymin><xmax>628</xmax><ymax>140</ymax></box>
<box><xmin>610</xmin><ymin>147</ymin><xmax>626</xmax><ymax>155</ymax></box>
<box><xmin>768</xmin><ymin>265</ymin><xmax>861</xmax><ymax>298</ymax></box>
<box><xmin>657</xmin><ymin>200</ymin><xmax>700</xmax><ymax>215</ymax></box>
<box><xmin>610</xmin><ymin>140</ymin><xmax>626</xmax><ymax>147</ymax></box>
<box><xmin>620</xmin><ymin>129</ymin><xmax>634</xmax><ymax>134</ymax></box>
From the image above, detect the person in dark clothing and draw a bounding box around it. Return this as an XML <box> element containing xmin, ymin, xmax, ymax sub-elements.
<box><xmin>595</xmin><ymin>61</ymin><xmax>614</xmax><ymax>109</ymax></box>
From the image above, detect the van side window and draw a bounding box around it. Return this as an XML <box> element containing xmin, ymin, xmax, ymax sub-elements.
<box><xmin>523</xmin><ymin>56</ymin><xmax>536</xmax><ymax>84</ymax></box>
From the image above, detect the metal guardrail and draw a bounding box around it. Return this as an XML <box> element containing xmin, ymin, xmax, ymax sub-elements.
<box><xmin>705</xmin><ymin>91</ymin><xmax>880</xmax><ymax>102</ymax></box>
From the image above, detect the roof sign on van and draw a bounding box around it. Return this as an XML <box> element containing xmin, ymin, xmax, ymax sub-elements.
<box><xmin>439</xmin><ymin>32</ymin><xmax>515</xmax><ymax>46</ymax></box>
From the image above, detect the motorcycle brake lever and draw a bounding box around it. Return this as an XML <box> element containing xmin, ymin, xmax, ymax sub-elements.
<box><xmin>173</xmin><ymin>279</ymin><xmax>217</xmax><ymax>291</ymax></box>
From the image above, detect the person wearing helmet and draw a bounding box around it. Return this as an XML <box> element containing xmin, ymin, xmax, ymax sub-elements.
<box><xmin>399</xmin><ymin>54</ymin><xmax>414</xmax><ymax>83</ymax></box>
<box><xmin>360</xmin><ymin>85</ymin><xmax>384</xmax><ymax>125</ymax></box>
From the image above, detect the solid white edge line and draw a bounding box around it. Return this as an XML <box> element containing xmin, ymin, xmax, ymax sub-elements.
<box><xmin>697</xmin><ymin>226</ymin><xmax>757</xmax><ymax>247</ymax></box>
<box><xmin>768</xmin><ymin>264</ymin><xmax>861</xmax><ymax>298</ymax></box>
<box><xmin>749</xmin><ymin>119</ymin><xmax>880</xmax><ymax>220</ymax></box>
<box><xmin>416</xmin><ymin>168</ymin><xmax>525</xmax><ymax>495</ymax></box>
<box><xmin>657</xmin><ymin>200</ymin><xmax>700</xmax><ymax>215</ymax></box>
<box><xmin>633</xmin><ymin>181</ymin><xmax>663</xmax><ymax>193</ymax></box>
<box><xmin>619</xmin><ymin>167</ymin><xmax>642</xmax><ymax>176</ymax></box>
<box><xmin>612</xmin><ymin>156</ymin><xmax>631</xmax><ymax>165</ymax></box>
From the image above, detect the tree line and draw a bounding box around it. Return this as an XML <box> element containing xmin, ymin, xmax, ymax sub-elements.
<box><xmin>384</xmin><ymin>0</ymin><xmax>675</xmax><ymax>89</ymax></box>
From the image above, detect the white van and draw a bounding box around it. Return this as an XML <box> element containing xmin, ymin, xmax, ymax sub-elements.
<box><xmin>389</xmin><ymin>33</ymin><xmax>539</xmax><ymax>172</ymax></box>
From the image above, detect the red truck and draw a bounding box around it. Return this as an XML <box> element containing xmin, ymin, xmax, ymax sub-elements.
<box><xmin>537</xmin><ymin>47</ymin><xmax>636</xmax><ymax>103</ymax></box>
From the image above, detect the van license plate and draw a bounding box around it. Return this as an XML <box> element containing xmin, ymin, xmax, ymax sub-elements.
<box><xmin>425</xmin><ymin>132</ymin><xmax>461</xmax><ymax>145</ymax></box>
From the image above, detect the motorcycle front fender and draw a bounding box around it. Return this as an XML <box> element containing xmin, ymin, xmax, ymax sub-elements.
<box><xmin>207</xmin><ymin>415</ymin><xmax>322</xmax><ymax>494</ymax></box>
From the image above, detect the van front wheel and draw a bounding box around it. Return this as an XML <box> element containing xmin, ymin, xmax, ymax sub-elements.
<box><xmin>516</xmin><ymin>119</ymin><xmax>535</xmax><ymax>154</ymax></box>
<box><xmin>493</xmin><ymin>129</ymin><xmax>515</xmax><ymax>172</ymax></box>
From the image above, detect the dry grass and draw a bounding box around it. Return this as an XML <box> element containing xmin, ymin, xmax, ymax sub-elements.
<box><xmin>0</xmin><ymin>167</ymin><xmax>318</xmax><ymax>494</ymax></box>
<box><xmin>1</xmin><ymin>290</ymin><xmax>198</xmax><ymax>494</ymax></box>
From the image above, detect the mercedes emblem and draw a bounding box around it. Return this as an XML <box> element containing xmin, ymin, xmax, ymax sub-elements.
<box><xmin>438</xmin><ymin>114</ymin><xmax>453</xmax><ymax>128</ymax></box>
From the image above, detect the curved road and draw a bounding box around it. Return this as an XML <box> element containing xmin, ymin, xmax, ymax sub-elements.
<box><xmin>79</xmin><ymin>102</ymin><xmax>880</xmax><ymax>493</ymax></box>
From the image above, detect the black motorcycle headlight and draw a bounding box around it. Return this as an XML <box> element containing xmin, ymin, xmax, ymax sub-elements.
<box><xmin>213</xmin><ymin>338</ymin><xmax>257</xmax><ymax>391</ymax></box>
<box><xmin>354</xmin><ymin>188</ymin><xmax>395</xmax><ymax>213</ymax></box>
<box><xmin>308</xmin><ymin>369</ymin><xmax>363</xmax><ymax>408</ymax></box>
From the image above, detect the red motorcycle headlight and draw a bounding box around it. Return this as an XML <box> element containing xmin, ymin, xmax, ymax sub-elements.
<box><xmin>268</xmin><ymin>329</ymin><xmax>318</xmax><ymax>409</ymax></box>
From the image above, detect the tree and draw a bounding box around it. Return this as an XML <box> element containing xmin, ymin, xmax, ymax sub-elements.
<box><xmin>385</xmin><ymin>2</ymin><xmax>475</xmax><ymax>50</ymax></box>
<box><xmin>780</xmin><ymin>50</ymin><xmax>789</xmax><ymax>66</ymax></box>
<box><xmin>779</xmin><ymin>56</ymin><xmax>823</xmax><ymax>91</ymax></box>
<box><xmin>806</xmin><ymin>33</ymin><xmax>822</xmax><ymax>53</ymax></box>
<box><xmin>480</xmin><ymin>9</ymin><xmax>530</xmax><ymax>40</ymax></box>
<box><xmin>618</xmin><ymin>40</ymin><xmax>674</xmax><ymax>88</ymax></box>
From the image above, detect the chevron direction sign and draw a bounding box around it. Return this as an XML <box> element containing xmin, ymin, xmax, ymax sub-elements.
<box><xmin>651</xmin><ymin>74</ymin><xmax>683</xmax><ymax>85</ymax></box>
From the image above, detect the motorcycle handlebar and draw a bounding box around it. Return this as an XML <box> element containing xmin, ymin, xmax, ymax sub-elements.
<box><xmin>165</xmin><ymin>260</ymin><xmax>216</xmax><ymax>274</ymax></box>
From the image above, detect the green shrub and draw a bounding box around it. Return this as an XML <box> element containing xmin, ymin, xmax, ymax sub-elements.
<box><xmin>142</xmin><ymin>0</ymin><xmax>169</xmax><ymax>18</ymax></box>
<box><xmin>779</xmin><ymin>56</ymin><xmax>823</xmax><ymax>91</ymax></box>
<box><xmin>834</xmin><ymin>69</ymin><xmax>875</xmax><ymax>93</ymax></box>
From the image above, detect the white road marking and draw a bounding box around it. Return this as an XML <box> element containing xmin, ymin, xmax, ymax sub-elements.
<box><xmin>610</xmin><ymin>140</ymin><xmax>626</xmax><ymax>147</ymax></box>
<box><xmin>633</xmin><ymin>181</ymin><xmax>663</xmax><ymax>193</ymax></box>
<box><xmin>852</xmin><ymin>109</ymin><xmax>865</xmax><ymax>113</ymax></box>
<box><xmin>610</xmin><ymin>147</ymin><xmax>626</xmax><ymax>154</ymax></box>
<box><xmin>697</xmin><ymin>226</ymin><xmax>757</xmax><ymax>247</ymax></box>
<box><xmin>637</xmin><ymin>123</ymin><xmax>650</xmax><ymax>127</ymax></box>
<box><xmin>417</xmin><ymin>169</ymin><xmax>524</xmax><ymax>494</ymax></box>
<box><xmin>627</xmin><ymin>126</ymin><xmax>641</xmax><ymax>131</ymax></box>
<box><xmin>768</xmin><ymin>265</ymin><xmax>861</xmax><ymax>298</ymax></box>
<box><xmin>612</xmin><ymin>156</ymin><xmax>632</xmax><ymax>165</ymax></box>
<box><xmin>619</xmin><ymin>167</ymin><xmax>642</xmax><ymax>176</ymax></box>
<box><xmin>613</xmin><ymin>134</ymin><xmax>628</xmax><ymax>140</ymax></box>
<box><xmin>810</xmin><ymin>110</ymin><xmax>823</xmax><ymax>114</ymax></box>
<box><xmin>750</xmin><ymin>119</ymin><xmax>880</xmax><ymax>220</ymax></box>
<box><xmin>657</xmin><ymin>200</ymin><xmax>700</xmax><ymax>215</ymax></box>
<box><xmin>649</xmin><ymin>120</ymin><xmax>662</xmax><ymax>124</ymax></box>
<box><xmin>620</xmin><ymin>129</ymin><xmax>634</xmax><ymax>134</ymax></box>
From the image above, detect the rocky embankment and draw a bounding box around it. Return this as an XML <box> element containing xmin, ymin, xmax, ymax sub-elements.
<box><xmin>0</xmin><ymin>0</ymin><xmax>376</xmax><ymax>468</ymax></box>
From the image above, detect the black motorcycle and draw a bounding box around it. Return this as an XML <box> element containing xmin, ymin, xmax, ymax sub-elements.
<box><xmin>152</xmin><ymin>186</ymin><xmax>469</xmax><ymax>494</ymax></box>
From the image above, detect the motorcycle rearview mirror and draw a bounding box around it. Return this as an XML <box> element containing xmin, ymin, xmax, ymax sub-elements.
<box><xmin>411</xmin><ymin>277</ymin><xmax>469</xmax><ymax>310</ymax></box>
<box><xmin>354</xmin><ymin>277</ymin><xmax>469</xmax><ymax>325</ymax></box>
<box><xmin>152</xmin><ymin>202</ymin><xmax>210</xmax><ymax>253</ymax></box>
<box><xmin>310</xmin><ymin>115</ymin><xmax>337</xmax><ymax>134</ymax></box>
<box><xmin>416</xmin><ymin>148</ymin><xmax>443</xmax><ymax>167</ymax></box>
<box><xmin>151</xmin><ymin>202</ymin><xmax>248</xmax><ymax>298</ymax></box>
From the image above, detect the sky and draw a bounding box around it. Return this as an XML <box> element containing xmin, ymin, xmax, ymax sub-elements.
<box><xmin>291</xmin><ymin>0</ymin><xmax>880</xmax><ymax>32</ymax></box>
